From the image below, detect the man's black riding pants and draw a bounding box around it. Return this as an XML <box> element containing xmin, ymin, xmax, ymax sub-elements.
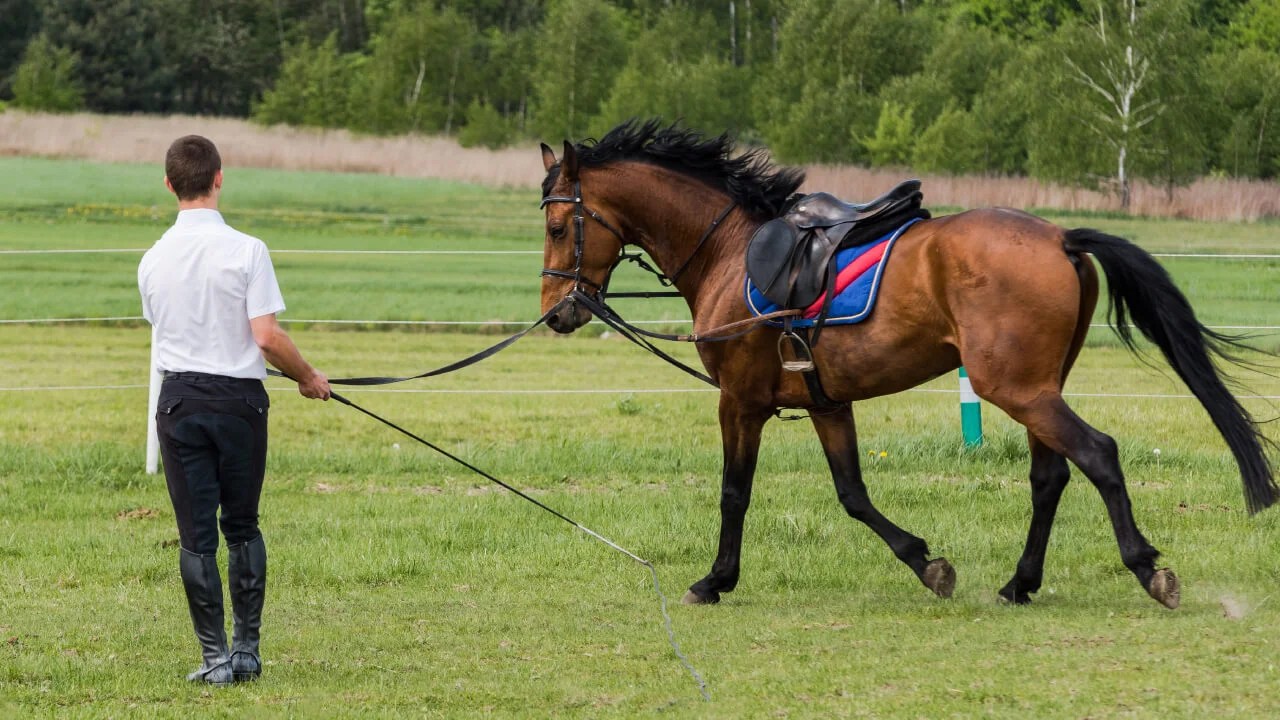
<box><xmin>156</xmin><ymin>373</ymin><xmax>269</xmax><ymax>555</ymax></box>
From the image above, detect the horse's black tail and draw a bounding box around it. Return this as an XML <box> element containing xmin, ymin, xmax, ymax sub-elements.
<box><xmin>1063</xmin><ymin>228</ymin><xmax>1277</xmax><ymax>514</ymax></box>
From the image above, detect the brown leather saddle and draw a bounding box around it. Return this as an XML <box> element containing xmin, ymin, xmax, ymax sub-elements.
<box><xmin>746</xmin><ymin>180</ymin><xmax>928</xmax><ymax>310</ymax></box>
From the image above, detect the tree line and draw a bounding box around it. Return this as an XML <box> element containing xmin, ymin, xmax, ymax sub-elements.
<box><xmin>4</xmin><ymin>0</ymin><xmax>1279</xmax><ymax>206</ymax></box>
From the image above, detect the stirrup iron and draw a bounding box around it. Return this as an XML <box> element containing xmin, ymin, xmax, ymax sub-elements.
<box><xmin>778</xmin><ymin>331</ymin><xmax>815</xmax><ymax>372</ymax></box>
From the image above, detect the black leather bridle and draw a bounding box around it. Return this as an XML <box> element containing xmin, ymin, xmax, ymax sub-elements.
<box><xmin>540</xmin><ymin>178</ymin><xmax>735</xmax><ymax>301</ymax></box>
<box><xmin>539</xmin><ymin>180</ymin><xmax>627</xmax><ymax>297</ymax></box>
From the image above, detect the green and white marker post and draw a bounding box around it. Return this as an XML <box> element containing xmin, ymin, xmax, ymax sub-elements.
<box><xmin>958</xmin><ymin>367</ymin><xmax>983</xmax><ymax>447</ymax></box>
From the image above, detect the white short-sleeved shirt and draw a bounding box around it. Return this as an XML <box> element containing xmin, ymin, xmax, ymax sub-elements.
<box><xmin>138</xmin><ymin>209</ymin><xmax>286</xmax><ymax>379</ymax></box>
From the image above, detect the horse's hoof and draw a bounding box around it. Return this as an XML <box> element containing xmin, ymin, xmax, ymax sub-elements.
<box><xmin>922</xmin><ymin>558</ymin><xmax>956</xmax><ymax>599</ymax></box>
<box><xmin>1146</xmin><ymin>567</ymin><xmax>1180</xmax><ymax>609</ymax></box>
<box><xmin>997</xmin><ymin>583</ymin><xmax>1032</xmax><ymax>605</ymax></box>
<box><xmin>682</xmin><ymin>589</ymin><xmax>720</xmax><ymax>605</ymax></box>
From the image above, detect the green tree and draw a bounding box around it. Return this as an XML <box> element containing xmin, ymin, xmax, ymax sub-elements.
<box><xmin>872</xmin><ymin>19</ymin><xmax>1015</xmax><ymax>168</ymax></box>
<box><xmin>11</xmin><ymin>33</ymin><xmax>82</xmax><ymax>112</ymax></box>
<box><xmin>353</xmin><ymin>6</ymin><xmax>479</xmax><ymax>134</ymax></box>
<box><xmin>253</xmin><ymin>34</ymin><xmax>357</xmax><ymax>128</ymax></box>
<box><xmin>592</xmin><ymin>5</ymin><xmax>749</xmax><ymax>136</ymax></box>
<box><xmin>40</xmin><ymin>0</ymin><xmax>170</xmax><ymax>113</ymax></box>
<box><xmin>481</xmin><ymin>26</ymin><xmax>538</xmax><ymax>133</ymax></box>
<box><xmin>759</xmin><ymin>0</ymin><xmax>932</xmax><ymax>163</ymax></box>
<box><xmin>967</xmin><ymin>50</ymin><xmax>1039</xmax><ymax>174</ymax></box>
<box><xmin>1030</xmin><ymin>0</ymin><xmax>1209</xmax><ymax>208</ymax></box>
<box><xmin>531</xmin><ymin>0</ymin><xmax>629</xmax><ymax>141</ymax></box>
<box><xmin>458</xmin><ymin>99</ymin><xmax>512</xmax><ymax>148</ymax></box>
<box><xmin>1207</xmin><ymin>47</ymin><xmax>1280</xmax><ymax>178</ymax></box>
<box><xmin>0</xmin><ymin>0</ymin><xmax>41</xmax><ymax>100</ymax></box>
<box><xmin>162</xmin><ymin>1</ymin><xmax>283</xmax><ymax>116</ymax></box>
<box><xmin>861</xmin><ymin>101</ymin><xmax>916</xmax><ymax>167</ymax></box>
<box><xmin>1228</xmin><ymin>0</ymin><xmax>1280</xmax><ymax>52</ymax></box>
<box><xmin>912</xmin><ymin>104</ymin><xmax>988</xmax><ymax>174</ymax></box>
<box><xmin>948</xmin><ymin>0</ymin><xmax>1085</xmax><ymax>39</ymax></box>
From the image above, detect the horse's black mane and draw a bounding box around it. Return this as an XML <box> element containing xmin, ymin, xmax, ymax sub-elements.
<box><xmin>542</xmin><ymin>119</ymin><xmax>805</xmax><ymax>220</ymax></box>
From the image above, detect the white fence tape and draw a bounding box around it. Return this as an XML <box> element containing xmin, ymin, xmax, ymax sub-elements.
<box><xmin>4</xmin><ymin>384</ymin><xmax>1275</xmax><ymax>400</ymax></box>
<box><xmin>3</xmin><ymin>247</ymin><xmax>1278</xmax><ymax>259</ymax></box>
<box><xmin>4</xmin><ymin>316</ymin><xmax>1278</xmax><ymax>331</ymax></box>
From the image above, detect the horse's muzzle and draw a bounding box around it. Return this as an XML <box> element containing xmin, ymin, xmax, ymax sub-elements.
<box><xmin>546</xmin><ymin>297</ymin><xmax>592</xmax><ymax>334</ymax></box>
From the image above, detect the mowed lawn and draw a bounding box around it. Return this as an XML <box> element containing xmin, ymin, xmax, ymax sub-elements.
<box><xmin>1</xmin><ymin>157</ymin><xmax>1279</xmax><ymax>717</ymax></box>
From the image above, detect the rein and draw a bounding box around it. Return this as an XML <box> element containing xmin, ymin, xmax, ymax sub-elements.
<box><xmin>269</xmin><ymin>306</ymin><xmax>556</xmax><ymax>386</ymax></box>
<box><xmin>566</xmin><ymin>289</ymin><xmax>801</xmax><ymax>388</ymax></box>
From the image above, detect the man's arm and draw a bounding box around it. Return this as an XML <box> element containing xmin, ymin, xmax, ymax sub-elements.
<box><xmin>250</xmin><ymin>314</ymin><xmax>331</xmax><ymax>400</ymax></box>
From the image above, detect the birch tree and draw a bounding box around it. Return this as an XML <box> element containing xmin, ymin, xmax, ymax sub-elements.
<box><xmin>1026</xmin><ymin>0</ymin><xmax>1206</xmax><ymax>208</ymax></box>
<box><xmin>1063</xmin><ymin>0</ymin><xmax>1161</xmax><ymax>209</ymax></box>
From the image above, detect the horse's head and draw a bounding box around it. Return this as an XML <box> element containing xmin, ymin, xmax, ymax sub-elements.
<box><xmin>538</xmin><ymin>141</ymin><xmax>626</xmax><ymax>333</ymax></box>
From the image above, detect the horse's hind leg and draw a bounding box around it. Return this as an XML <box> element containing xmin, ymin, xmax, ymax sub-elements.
<box><xmin>998</xmin><ymin>436</ymin><xmax>1070</xmax><ymax>604</ymax></box>
<box><xmin>991</xmin><ymin>390</ymin><xmax>1179</xmax><ymax>608</ymax></box>
<box><xmin>811</xmin><ymin>406</ymin><xmax>955</xmax><ymax>598</ymax></box>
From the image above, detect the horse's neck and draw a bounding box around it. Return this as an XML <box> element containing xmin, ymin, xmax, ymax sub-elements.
<box><xmin>605</xmin><ymin>167</ymin><xmax>752</xmax><ymax>315</ymax></box>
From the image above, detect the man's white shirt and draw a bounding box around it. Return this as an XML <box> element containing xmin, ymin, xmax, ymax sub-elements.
<box><xmin>139</xmin><ymin>209</ymin><xmax>285</xmax><ymax>379</ymax></box>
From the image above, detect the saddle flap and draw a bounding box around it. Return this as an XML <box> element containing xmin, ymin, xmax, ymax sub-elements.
<box><xmin>746</xmin><ymin>218</ymin><xmax>800</xmax><ymax>307</ymax></box>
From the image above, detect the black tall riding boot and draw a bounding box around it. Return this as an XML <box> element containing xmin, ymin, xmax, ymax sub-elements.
<box><xmin>228</xmin><ymin>535</ymin><xmax>267</xmax><ymax>682</ymax></box>
<box><xmin>178</xmin><ymin>549</ymin><xmax>233</xmax><ymax>685</ymax></box>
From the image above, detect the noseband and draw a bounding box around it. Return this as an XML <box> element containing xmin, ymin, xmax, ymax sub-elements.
<box><xmin>540</xmin><ymin>178</ymin><xmax>735</xmax><ymax>301</ymax></box>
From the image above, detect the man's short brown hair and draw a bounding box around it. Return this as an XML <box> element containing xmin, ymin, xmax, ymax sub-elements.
<box><xmin>165</xmin><ymin>135</ymin><xmax>222</xmax><ymax>201</ymax></box>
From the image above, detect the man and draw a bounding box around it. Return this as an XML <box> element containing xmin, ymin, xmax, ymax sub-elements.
<box><xmin>139</xmin><ymin>135</ymin><xmax>331</xmax><ymax>685</ymax></box>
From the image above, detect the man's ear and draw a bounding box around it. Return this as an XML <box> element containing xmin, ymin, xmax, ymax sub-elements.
<box><xmin>561</xmin><ymin>140</ymin><xmax>578</xmax><ymax>181</ymax></box>
<box><xmin>212</xmin><ymin>169</ymin><xmax>223</xmax><ymax>192</ymax></box>
<box><xmin>164</xmin><ymin>175</ymin><xmax>176</xmax><ymax>196</ymax></box>
<box><xmin>540</xmin><ymin>143</ymin><xmax>556</xmax><ymax>171</ymax></box>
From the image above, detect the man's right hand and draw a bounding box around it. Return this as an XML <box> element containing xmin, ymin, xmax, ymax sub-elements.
<box><xmin>299</xmin><ymin>371</ymin><xmax>331</xmax><ymax>400</ymax></box>
<box><xmin>251</xmin><ymin>314</ymin><xmax>332</xmax><ymax>401</ymax></box>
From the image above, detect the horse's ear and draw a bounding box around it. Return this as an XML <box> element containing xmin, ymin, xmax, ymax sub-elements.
<box><xmin>540</xmin><ymin>143</ymin><xmax>556</xmax><ymax>171</ymax></box>
<box><xmin>561</xmin><ymin>140</ymin><xmax>579</xmax><ymax>181</ymax></box>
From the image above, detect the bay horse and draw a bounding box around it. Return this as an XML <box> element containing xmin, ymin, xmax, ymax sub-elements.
<box><xmin>537</xmin><ymin>120</ymin><xmax>1277</xmax><ymax>609</ymax></box>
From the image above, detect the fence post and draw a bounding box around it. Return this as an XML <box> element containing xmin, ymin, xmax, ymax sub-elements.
<box><xmin>958</xmin><ymin>367</ymin><xmax>983</xmax><ymax>447</ymax></box>
<box><xmin>146</xmin><ymin>327</ymin><xmax>161</xmax><ymax>474</ymax></box>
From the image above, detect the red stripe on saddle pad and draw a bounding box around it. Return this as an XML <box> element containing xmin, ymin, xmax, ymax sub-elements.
<box><xmin>802</xmin><ymin>239</ymin><xmax>890</xmax><ymax>318</ymax></box>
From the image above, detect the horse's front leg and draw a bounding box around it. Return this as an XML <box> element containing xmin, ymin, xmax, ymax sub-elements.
<box><xmin>683</xmin><ymin>398</ymin><xmax>770</xmax><ymax>604</ymax></box>
<box><xmin>810</xmin><ymin>405</ymin><xmax>955</xmax><ymax>598</ymax></box>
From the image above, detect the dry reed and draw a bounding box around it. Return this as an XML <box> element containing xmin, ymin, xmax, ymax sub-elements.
<box><xmin>0</xmin><ymin>111</ymin><xmax>543</xmax><ymax>187</ymax></box>
<box><xmin>806</xmin><ymin>165</ymin><xmax>1280</xmax><ymax>222</ymax></box>
<box><xmin>2</xmin><ymin>111</ymin><xmax>1277</xmax><ymax>221</ymax></box>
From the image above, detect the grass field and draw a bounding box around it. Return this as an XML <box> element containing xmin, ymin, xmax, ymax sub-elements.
<box><xmin>1</xmin><ymin>156</ymin><xmax>1279</xmax><ymax>718</ymax></box>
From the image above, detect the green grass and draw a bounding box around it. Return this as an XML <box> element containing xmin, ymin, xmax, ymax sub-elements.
<box><xmin>1</xmin><ymin>327</ymin><xmax>1279</xmax><ymax>717</ymax></box>
<box><xmin>2</xmin><ymin>156</ymin><xmax>1280</xmax><ymax>717</ymax></box>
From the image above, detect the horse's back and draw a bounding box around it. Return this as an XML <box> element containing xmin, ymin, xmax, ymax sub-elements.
<box><xmin>813</xmin><ymin>207</ymin><xmax>1094</xmax><ymax>400</ymax></box>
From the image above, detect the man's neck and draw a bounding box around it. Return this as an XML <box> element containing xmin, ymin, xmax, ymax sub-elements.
<box><xmin>177</xmin><ymin>197</ymin><xmax>219</xmax><ymax>212</ymax></box>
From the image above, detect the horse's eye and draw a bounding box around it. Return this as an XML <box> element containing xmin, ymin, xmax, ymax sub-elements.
<box><xmin>549</xmin><ymin>224</ymin><xmax>567</xmax><ymax>240</ymax></box>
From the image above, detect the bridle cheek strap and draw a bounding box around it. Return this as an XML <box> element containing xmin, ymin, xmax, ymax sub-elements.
<box><xmin>540</xmin><ymin>180</ymin><xmax>623</xmax><ymax>297</ymax></box>
<box><xmin>540</xmin><ymin>179</ymin><xmax>733</xmax><ymax>302</ymax></box>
